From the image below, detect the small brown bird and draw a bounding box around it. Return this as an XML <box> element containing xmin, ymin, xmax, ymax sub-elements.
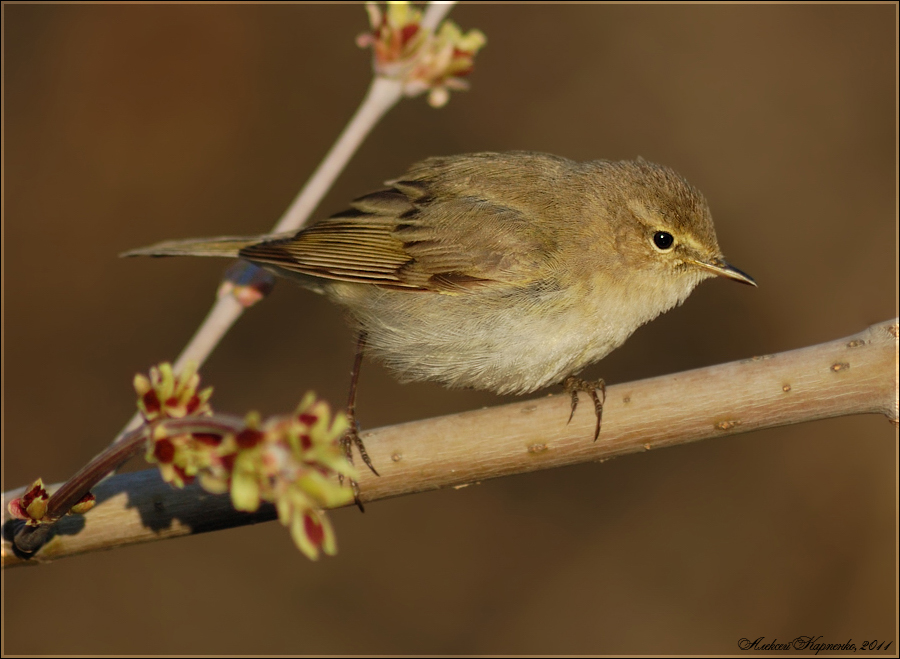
<box><xmin>126</xmin><ymin>151</ymin><xmax>755</xmax><ymax>449</ymax></box>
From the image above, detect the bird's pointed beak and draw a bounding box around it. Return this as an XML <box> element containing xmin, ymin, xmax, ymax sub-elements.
<box><xmin>690</xmin><ymin>257</ymin><xmax>757</xmax><ymax>287</ymax></box>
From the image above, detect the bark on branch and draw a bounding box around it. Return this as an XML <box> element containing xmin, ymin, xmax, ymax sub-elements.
<box><xmin>3</xmin><ymin>318</ymin><xmax>896</xmax><ymax>568</ymax></box>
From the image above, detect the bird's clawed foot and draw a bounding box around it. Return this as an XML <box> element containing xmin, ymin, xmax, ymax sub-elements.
<box><xmin>339</xmin><ymin>408</ymin><xmax>379</xmax><ymax>512</ymax></box>
<box><xmin>563</xmin><ymin>376</ymin><xmax>607</xmax><ymax>441</ymax></box>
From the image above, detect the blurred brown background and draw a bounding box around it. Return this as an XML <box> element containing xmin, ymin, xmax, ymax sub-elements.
<box><xmin>3</xmin><ymin>4</ymin><xmax>896</xmax><ymax>655</ymax></box>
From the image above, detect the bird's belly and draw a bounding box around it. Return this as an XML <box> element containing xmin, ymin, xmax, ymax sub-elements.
<box><xmin>329</xmin><ymin>284</ymin><xmax>634</xmax><ymax>395</ymax></box>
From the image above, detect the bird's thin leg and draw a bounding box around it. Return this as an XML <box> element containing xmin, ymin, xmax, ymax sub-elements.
<box><xmin>563</xmin><ymin>375</ymin><xmax>607</xmax><ymax>441</ymax></box>
<box><xmin>341</xmin><ymin>332</ymin><xmax>379</xmax><ymax>511</ymax></box>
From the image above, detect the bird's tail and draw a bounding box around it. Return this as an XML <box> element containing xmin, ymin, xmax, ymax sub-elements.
<box><xmin>121</xmin><ymin>235</ymin><xmax>279</xmax><ymax>259</ymax></box>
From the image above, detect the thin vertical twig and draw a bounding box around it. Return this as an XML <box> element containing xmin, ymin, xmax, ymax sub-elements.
<box><xmin>115</xmin><ymin>3</ymin><xmax>459</xmax><ymax>441</ymax></box>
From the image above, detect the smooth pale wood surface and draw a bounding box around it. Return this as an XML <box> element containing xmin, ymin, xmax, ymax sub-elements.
<box><xmin>3</xmin><ymin>318</ymin><xmax>896</xmax><ymax>567</ymax></box>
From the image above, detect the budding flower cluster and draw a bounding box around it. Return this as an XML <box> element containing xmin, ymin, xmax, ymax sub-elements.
<box><xmin>7</xmin><ymin>478</ymin><xmax>95</xmax><ymax>526</ymax></box>
<box><xmin>357</xmin><ymin>1</ymin><xmax>487</xmax><ymax>107</ymax></box>
<box><xmin>134</xmin><ymin>362</ymin><xmax>213</xmax><ymax>423</ymax></box>
<box><xmin>139</xmin><ymin>363</ymin><xmax>356</xmax><ymax>560</ymax></box>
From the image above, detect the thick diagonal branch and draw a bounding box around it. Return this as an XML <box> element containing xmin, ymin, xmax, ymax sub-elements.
<box><xmin>3</xmin><ymin>318</ymin><xmax>896</xmax><ymax>567</ymax></box>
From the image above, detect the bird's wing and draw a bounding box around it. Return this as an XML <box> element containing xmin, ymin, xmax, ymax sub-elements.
<box><xmin>239</xmin><ymin>169</ymin><xmax>558</xmax><ymax>294</ymax></box>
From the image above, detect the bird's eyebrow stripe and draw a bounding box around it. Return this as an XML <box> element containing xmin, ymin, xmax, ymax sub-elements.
<box><xmin>625</xmin><ymin>198</ymin><xmax>667</xmax><ymax>228</ymax></box>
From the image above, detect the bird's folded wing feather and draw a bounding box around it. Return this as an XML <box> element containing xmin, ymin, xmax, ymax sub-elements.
<box><xmin>239</xmin><ymin>174</ymin><xmax>558</xmax><ymax>294</ymax></box>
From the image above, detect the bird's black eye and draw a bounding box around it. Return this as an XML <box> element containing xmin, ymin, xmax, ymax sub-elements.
<box><xmin>653</xmin><ymin>231</ymin><xmax>674</xmax><ymax>251</ymax></box>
